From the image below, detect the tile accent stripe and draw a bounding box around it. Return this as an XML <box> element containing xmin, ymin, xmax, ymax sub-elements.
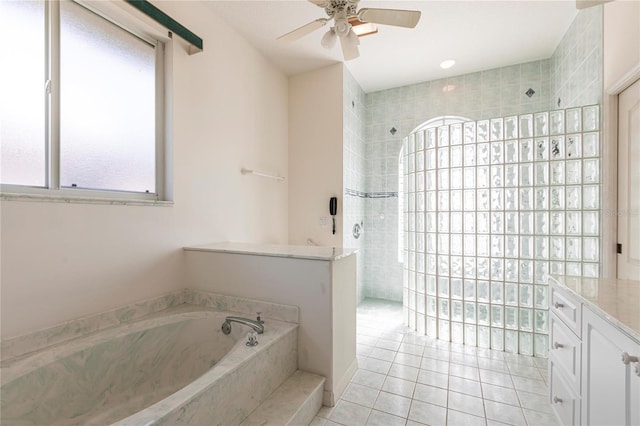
<box><xmin>346</xmin><ymin>188</ymin><xmax>398</xmax><ymax>199</ymax></box>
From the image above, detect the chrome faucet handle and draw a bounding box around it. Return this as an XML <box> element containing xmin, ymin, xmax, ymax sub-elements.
<box><xmin>256</xmin><ymin>312</ymin><xmax>264</xmax><ymax>324</ymax></box>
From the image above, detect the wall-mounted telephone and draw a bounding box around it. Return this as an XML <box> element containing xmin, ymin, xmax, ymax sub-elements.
<box><xmin>329</xmin><ymin>197</ymin><xmax>337</xmax><ymax>235</ymax></box>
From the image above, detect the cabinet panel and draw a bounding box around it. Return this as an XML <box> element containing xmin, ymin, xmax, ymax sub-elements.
<box><xmin>550</xmin><ymin>284</ymin><xmax>582</xmax><ymax>337</ymax></box>
<box><xmin>550</xmin><ymin>359</ymin><xmax>581</xmax><ymax>426</ymax></box>
<box><xmin>582</xmin><ymin>307</ymin><xmax>640</xmax><ymax>426</ymax></box>
<box><xmin>550</xmin><ymin>312</ymin><xmax>581</xmax><ymax>393</ymax></box>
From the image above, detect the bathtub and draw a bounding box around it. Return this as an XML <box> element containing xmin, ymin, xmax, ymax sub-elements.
<box><xmin>0</xmin><ymin>305</ymin><xmax>298</xmax><ymax>425</ymax></box>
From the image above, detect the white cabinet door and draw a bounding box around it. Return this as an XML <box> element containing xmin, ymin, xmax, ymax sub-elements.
<box><xmin>582</xmin><ymin>307</ymin><xmax>640</xmax><ymax>426</ymax></box>
<box><xmin>550</xmin><ymin>358</ymin><xmax>581</xmax><ymax>426</ymax></box>
<box><xmin>617</xmin><ymin>78</ymin><xmax>640</xmax><ymax>279</ymax></box>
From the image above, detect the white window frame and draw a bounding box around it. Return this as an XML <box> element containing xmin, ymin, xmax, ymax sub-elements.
<box><xmin>0</xmin><ymin>0</ymin><xmax>173</xmax><ymax>205</ymax></box>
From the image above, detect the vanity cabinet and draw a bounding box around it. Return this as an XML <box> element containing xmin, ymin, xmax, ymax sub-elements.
<box><xmin>581</xmin><ymin>307</ymin><xmax>640</xmax><ymax>426</ymax></box>
<box><xmin>549</xmin><ymin>284</ymin><xmax>583</xmax><ymax>426</ymax></box>
<box><xmin>549</xmin><ymin>276</ymin><xmax>640</xmax><ymax>426</ymax></box>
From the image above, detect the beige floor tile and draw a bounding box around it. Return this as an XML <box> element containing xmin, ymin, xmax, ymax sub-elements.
<box><xmin>381</xmin><ymin>375</ymin><xmax>416</xmax><ymax>398</ymax></box>
<box><xmin>481</xmin><ymin>382</ymin><xmax>520</xmax><ymax>406</ymax></box>
<box><xmin>342</xmin><ymin>383</ymin><xmax>380</xmax><ymax>408</ymax></box>
<box><xmin>417</xmin><ymin>369</ymin><xmax>449</xmax><ymax>389</ymax></box>
<box><xmin>365</xmin><ymin>409</ymin><xmax>406</xmax><ymax>426</ymax></box>
<box><xmin>413</xmin><ymin>383</ymin><xmax>448</xmax><ymax>407</ymax></box>
<box><xmin>484</xmin><ymin>400</ymin><xmax>527</xmax><ymax>426</ymax></box>
<box><xmin>447</xmin><ymin>409</ymin><xmax>488</xmax><ymax>426</ymax></box>
<box><xmin>449</xmin><ymin>375</ymin><xmax>483</xmax><ymax>398</ymax></box>
<box><xmin>329</xmin><ymin>400</ymin><xmax>371</xmax><ymax>426</ymax></box>
<box><xmin>351</xmin><ymin>369</ymin><xmax>386</xmax><ymax>389</ymax></box>
<box><xmin>388</xmin><ymin>362</ymin><xmax>420</xmax><ymax>382</ymax></box>
<box><xmin>408</xmin><ymin>400</ymin><xmax>447</xmax><ymax>425</ymax></box>
<box><xmin>373</xmin><ymin>391</ymin><xmax>412</xmax><ymax>418</ymax></box>
<box><xmin>447</xmin><ymin>391</ymin><xmax>485</xmax><ymax>418</ymax></box>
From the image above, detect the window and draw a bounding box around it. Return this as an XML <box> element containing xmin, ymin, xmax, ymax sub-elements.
<box><xmin>0</xmin><ymin>0</ymin><xmax>46</xmax><ymax>187</ymax></box>
<box><xmin>0</xmin><ymin>0</ymin><xmax>166</xmax><ymax>200</ymax></box>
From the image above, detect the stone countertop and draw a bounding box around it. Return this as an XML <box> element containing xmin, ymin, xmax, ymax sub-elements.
<box><xmin>183</xmin><ymin>242</ymin><xmax>358</xmax><ymax>261</ymax></box>
<box><xmin>549</xmin><ymin>275</ymin><xmax>640</xmax><ymax>343</ymax></box>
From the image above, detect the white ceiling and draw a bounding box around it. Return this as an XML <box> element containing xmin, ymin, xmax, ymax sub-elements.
<box><xmin>206</xmin><ymin>0</ymin><xmax>578</xmax><ymax>93</ymax></box>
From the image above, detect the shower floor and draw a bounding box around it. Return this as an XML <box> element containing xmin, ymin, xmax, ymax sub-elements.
<box><xmin>312</xmin><ymin>297</ymin><xmax>557</xmax><ymax>425</ymax></box>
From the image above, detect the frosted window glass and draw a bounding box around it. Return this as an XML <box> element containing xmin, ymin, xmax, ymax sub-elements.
<box><xmin>60</xmin><ymin>1</ymin><xmax>155</xmax><ymax>193</ymax></box>
<box><xmin>0</xmin><ymin>0</ymin><xmax>45</xmax><ymax>186</ymax></box>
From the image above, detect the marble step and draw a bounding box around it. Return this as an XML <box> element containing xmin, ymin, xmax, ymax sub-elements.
<box><xmin>240</xmin><ymin>370</ymin><xmax>325</xmax><ymax>426</ymax></box>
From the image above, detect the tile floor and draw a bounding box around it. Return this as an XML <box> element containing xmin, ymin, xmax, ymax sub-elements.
<box><xmin>311</xmin><ymin>299</ymin><xmax>559</xmax><ymax>426</ymax></box>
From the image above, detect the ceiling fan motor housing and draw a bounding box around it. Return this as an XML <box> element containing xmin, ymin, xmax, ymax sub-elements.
<box><xmin>324</xmin><ymin>0</ymin><xmax>359</xmax><ymax>19</ymax></box>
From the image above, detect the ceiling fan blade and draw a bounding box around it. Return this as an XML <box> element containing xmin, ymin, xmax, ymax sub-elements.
<box><xmin>357</xmin><ymin>8</ymin><xmax>421</xmax><ymax>28</ymax></box>
<box><xmin>277</xmin><ymin>18</ymin><xmax>328</xmax><ymax>43</ymax></box>
<box><xmin>307</xmin><ymin>0</ymin><xmax>329</xmax><ymax>7</ymax></box>
<box><xmin>340</xmin><ymin>35</ymin><xmax>360</xmax><ymax>61</ymax></box>
<box><xmin>575</xmin><ymin>0</ymin><xmax>613</xmax><ymax>8</ymax></box>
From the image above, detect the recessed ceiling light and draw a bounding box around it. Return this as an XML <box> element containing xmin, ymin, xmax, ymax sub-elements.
<box><xmin>440</xmin><ymin>59</ymin><xmax>456</xmax><ymax>69</ymax></box>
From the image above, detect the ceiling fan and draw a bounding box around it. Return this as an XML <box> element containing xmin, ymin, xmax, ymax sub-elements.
<box><xmin>575</xmin><ymin>0</ymin><xmax>613</xmax><ymax>8</ymax></box>
<box><xmin>277</xmin><ymin>0</ymin><xmax>421</xmax><ymax>61</ymax></box>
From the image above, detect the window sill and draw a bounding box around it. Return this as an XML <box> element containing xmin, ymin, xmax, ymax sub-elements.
<box><xmin>0</xmin><ymin>192</ymin><xmax>174</xmax><ymax>207</ymax></box>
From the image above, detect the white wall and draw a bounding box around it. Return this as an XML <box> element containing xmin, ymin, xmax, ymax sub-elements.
<box><xmin>601</xmin><ymin>0</ymin><xmax>640</xmax><ymax>278</ymax></box>
<box><xmin>288</xmin><ymin>64</ymin><xmax>344</xmax><ymax>248</ymax></box>
<box><xmin>0</xmin><ymin>1</ymin><xmax>289</xmax><ymax>338</ymax></box>
<box><xmin>603</xmin><ymin>0</ymin><xmax>639</xmax><ymax>91</ymax></box>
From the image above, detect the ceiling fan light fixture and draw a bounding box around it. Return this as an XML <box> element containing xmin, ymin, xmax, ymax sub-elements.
<box><xmin>346</xmin><ymin>28</ymin><xmax>360</xmax><ymax>46</ymax></box>
<box><xmin>321</xmin><ymin>28</ymin><xmax>337</xmax><ymax>49</ymax></box>
<box><xmin>348</xmin><ymin>16</ymin><xmax>378</xmax><ymax>37</ymax></box>
<box><xmin>334</xmin><ymin>17</ymin><xmax>351</xmax><ymax>37</ymax></box>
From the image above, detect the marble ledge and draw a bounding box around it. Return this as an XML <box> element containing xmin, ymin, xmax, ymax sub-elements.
<box><xmin>550</xmin><ymin>275</ymin><xmax>640</xmax><ymax>343</ymax></box>
<box><xmin>1</xmin><ymin>289</ymin><xmax>298</xmax><ymax>363</ymax></box>
<box><xmin>183</xmin><ymin>242</ymin><xmax>358</xmax><ymax>261</ymax></box>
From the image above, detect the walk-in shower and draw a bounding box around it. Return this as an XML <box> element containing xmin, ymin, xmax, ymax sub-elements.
<box><xmin>402</xmin><ymin>107</ymin><xmax>601</xmax><ymax>356</ymax></box>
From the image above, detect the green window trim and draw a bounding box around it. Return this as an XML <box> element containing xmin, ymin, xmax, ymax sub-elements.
<box><xmin>125</xmin><ymin>0</ymin><xmax>203</xmax><ymax>53</ymax></box>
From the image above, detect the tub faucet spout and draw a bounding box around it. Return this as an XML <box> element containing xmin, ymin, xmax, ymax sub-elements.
<box><xmin>221</xmin><ymin>316</ymin><xmax>264</xmax><ymax>335</ymax></box>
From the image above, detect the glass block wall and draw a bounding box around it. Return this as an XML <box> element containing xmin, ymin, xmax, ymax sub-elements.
<box><xmin>402</xmin><ymin>105</ymin><xmax>600</xmax><ymax>356</ymax></box>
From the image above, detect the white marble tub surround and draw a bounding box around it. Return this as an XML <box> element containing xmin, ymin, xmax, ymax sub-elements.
<box><xmin>1</xmin><ymin>305</ymin><xmax>298</xmax><ymax>425</ymax></box>
<box><xmin>549</xmin><ymin>275</ymin><xmax>640</xmax><ymax>342</ymax></box>
<box><xmin>0</xmin><ymin>290</ymin><xmax>187</xmax><ymax>362</ymax></box>
<box><xmin>184</xmin><ymin>242</ymin><xmax>358</xmax><ymax>406</ymax></box>
<box><xmin>1</xmin><ymin>289</ymin><xmax>298</xmax><ymax>363</ymax></box>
